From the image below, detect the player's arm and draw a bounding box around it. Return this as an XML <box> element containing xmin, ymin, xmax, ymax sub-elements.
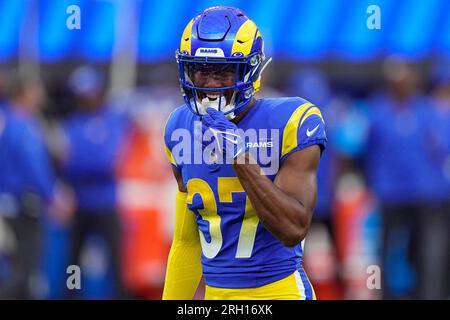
<box><xmin>232</xmin><ymin>145</ymin><xmax>320</xmax><ymax>247</ymax></box>
<box><xmin>162</xmin><ymin>167</ymin><xmax>202</xmax><ymax>300</ymax></box>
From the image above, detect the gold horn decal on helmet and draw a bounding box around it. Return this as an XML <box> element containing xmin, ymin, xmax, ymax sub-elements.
<box><xmin>180</xmin><ymin>19</ymin><xmax>194</xmax><ymax>55</ymax></box>
<box><xmin>232</xmin><ymin>20</ymin><xmax>258</xmax><ymax>56</ymax></box>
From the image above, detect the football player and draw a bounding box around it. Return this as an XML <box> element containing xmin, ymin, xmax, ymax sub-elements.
<box><xmin>163</xmin><ymin>6</ymin><xmax>327</xmax><ymax>300</ymax></box>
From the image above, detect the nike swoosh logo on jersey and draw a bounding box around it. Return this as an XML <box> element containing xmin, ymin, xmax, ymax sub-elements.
<box><xmin>306</xmin><ymin>124</ymin><xmax>320</xmax><ymax>137</ymax></box>
<box><xmin>210</xmin><ymin>128</ymin><xmax>241</xmax><ymax>145</ymax></box>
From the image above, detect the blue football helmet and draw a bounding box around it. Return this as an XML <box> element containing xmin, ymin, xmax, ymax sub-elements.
<box><xmin>176</xmin><ymin>6</ymin><xmax>270</xmax><ymax>119</ymax></box>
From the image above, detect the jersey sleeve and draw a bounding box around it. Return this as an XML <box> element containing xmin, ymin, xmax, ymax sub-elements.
<box><xmin>280</xmin><ymin>102</ymin><xmax>327</xmax><ymax>163</ymax></box>
<box><xmin>163</xmin><ymin>109</ymin><xmax>181</xmax><ymax>171</ymax></box>
<box><xmin>19</xmin><ymin>123</ymin><xmax>56</xmax><ymax>202</ymax></box>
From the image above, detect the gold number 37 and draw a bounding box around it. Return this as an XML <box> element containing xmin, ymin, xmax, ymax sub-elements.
<box><xmin>186</xmin><ymin>177</ymin><xmax>259</xmax><ymax>259</ymax></box>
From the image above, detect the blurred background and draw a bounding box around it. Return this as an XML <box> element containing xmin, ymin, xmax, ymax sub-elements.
<box><xmin>0</xmin><ymin>0</ymin><xmax>449</xmax><ymax>300</ymax></box>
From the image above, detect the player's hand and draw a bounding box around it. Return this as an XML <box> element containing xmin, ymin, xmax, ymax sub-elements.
<box><xmin>202</xmin><ymin>107</ymin><xmax>246</xmax><ymax>159</ymax></box>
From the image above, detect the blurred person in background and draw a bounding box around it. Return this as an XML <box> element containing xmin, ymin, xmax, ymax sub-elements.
<box><xmin>362</xmin><ymin>58</ymin><xmax>430</xmax><ymax>299</ymax></box>
<box><xmin>0</xmin><ymin>75</ymin><xmax>70</xmax><ymax>299</ymax></box>
<box><xmin>61</xmin><ymin>66</ymin><xmax>128</xmax><ymax>298</ymax></box>
<box><xmin>419</xmin><ymin>61</ymin><xmax>450</xmax><ymax>299</ymax></box>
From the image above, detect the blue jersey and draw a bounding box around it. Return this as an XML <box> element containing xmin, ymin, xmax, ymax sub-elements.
<box><xmin>365</xmin><ymin>93</ymin><xmax>430</xmax><ymax>205</ymax></box>
<box><xmin>62</xmin><ymin>107</ymin><xmax>128</xmax><ymax>211</ymax></box>
<box><xmin>164</xmin><ymin>97</ymin><xmax>327</xmax><ymax>288</ymax></box>
<box><xmin>420</xmin><ymin>99</ymin><xmax>450</xmax><ymax>201</ymax></box>
<box><xmin>0</xmin><ymin>104</ymin><xmax>55</xmax><ymax>215</ymax></box>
